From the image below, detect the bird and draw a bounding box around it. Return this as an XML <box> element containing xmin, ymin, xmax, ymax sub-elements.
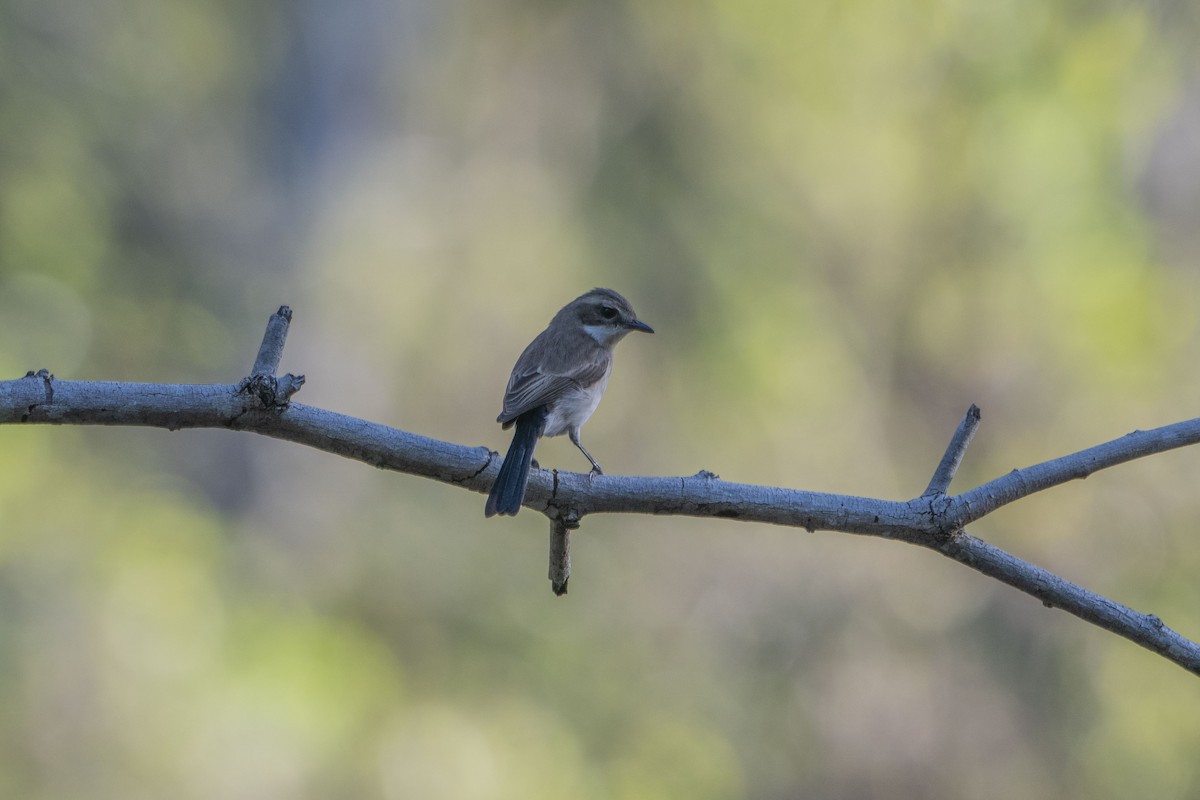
<box><xmin>485</xmin><ymin>288</ymin><xmax>653</xmax><ymax>517</ymax></box>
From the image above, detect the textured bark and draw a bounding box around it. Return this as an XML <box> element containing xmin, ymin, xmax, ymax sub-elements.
<box><xmin>2</xmin><ymin>309</ymin><xmax>1199</xmax><ymax>675</ymax></box>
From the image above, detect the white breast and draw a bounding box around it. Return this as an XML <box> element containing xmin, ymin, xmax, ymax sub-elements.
<box><xmin>543</xmin><ymin>367</ymin><xmax>611</xmax><ymax>438</ymax></box>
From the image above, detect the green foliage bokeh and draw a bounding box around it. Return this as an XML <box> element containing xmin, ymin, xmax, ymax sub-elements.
<box><xmin>2</xmin><ymin>1</ymin><xmax>1200</xmax><ymax>797</ymax></box>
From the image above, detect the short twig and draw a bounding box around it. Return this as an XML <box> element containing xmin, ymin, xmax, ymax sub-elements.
<box><xmin>251</xmin><ymin>305</ymin><xmax>293</xmax><ymax>377</ymax></box>
<box><xmin>923</xmin><ymin>404</ymin><xmax>981</xmax><ymax>497</ymax></box>
<box><xmin>549</xmin><ymin>517</ymin><xmax>572</xmax><ymax>596</ymax></box>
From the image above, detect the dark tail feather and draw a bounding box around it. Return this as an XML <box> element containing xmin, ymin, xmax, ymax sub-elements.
<box><xmin>485</xmin><ymin>407</ymin><xmax>547</xmax><ymax>517</ymax></box>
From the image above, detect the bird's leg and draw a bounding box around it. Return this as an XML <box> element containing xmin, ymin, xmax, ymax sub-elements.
<box><xmin>569</xmin><ymin>429</ymin><xmax>603</xmax><ymax>476</ymax></box>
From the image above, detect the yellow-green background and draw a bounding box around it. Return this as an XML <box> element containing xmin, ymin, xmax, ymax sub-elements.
<box><xmin>2</xmin><ymin>1</ymin><xmax>1200</xmax><ymax>797</ymax></box>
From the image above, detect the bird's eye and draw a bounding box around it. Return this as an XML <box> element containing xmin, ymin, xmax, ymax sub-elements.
<box><xmin>600</xmin><ymin>306</ymin><xmax>618</xmax><ymax>320</ymax></box>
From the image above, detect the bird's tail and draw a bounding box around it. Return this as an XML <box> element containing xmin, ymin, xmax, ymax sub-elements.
<box><xmin>485</xmin><ymin>407</ymin><xmax>548</xmax><ymax>517</ymax></box>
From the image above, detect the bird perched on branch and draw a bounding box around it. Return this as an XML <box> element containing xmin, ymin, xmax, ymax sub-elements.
<box><xmin>485</xmin><ymin>288</ymin><xmax>653</xmax><ymax>517</ymax></box>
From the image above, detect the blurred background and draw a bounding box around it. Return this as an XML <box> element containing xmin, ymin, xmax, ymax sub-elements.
<box><xmin>2</xmin><ymin>0</ymin><xmax>1200</xmax><ymax>797</ymax></box>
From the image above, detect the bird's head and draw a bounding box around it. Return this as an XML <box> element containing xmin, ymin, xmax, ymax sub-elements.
<box><xmin>566</xmin><ymin>288</ymin><xmax>654</xmax><ymax>346</ymax></box>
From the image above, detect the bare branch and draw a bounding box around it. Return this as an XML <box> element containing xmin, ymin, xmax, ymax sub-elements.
<box><xmin>940</xmin><ymin>534</ymin><xmax>1200</xmax><ymax>671</ymax></box>
<box><xmin>251</xmin><ymin>305</ymin><xmax>293</xmax><ymax>377</ymax></box>
<box><xmin>549</xmin><ymin>517</ymin><xmax>572</xmax><ymax>596</ymax></box>
<box><xmin>3</xmin><ymin>309</ymin><xmax>1200</xmax><ymax>675</ymax></box>
<box><xmin>923</xmin><ymin>404</ymin><xmax>981</xmax><ymax>497</ymax></box>
<box><xmin>949</xmin><ymin>420</ymin><xmax>1200</xmax><ymax>528</ymax></box>
<box><xmin>242</xmin><ymin>306</ymin><xmax>305</xmax><ymax>410</ymax></box>
<box><xmin>5</xmin><ymin>373</ymin><xmax>1198</xmax><ymax>672</ymax></box>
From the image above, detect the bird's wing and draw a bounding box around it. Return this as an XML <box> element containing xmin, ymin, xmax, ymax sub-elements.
<box><xmin>498</xmin><ymin>343</ymin><xmax>611</xmax><ymax>425</ymax></box>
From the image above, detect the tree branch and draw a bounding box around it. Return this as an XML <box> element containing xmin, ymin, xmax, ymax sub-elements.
<box><xmin>250</xmin><ymin>305</ymin><xmax>293</xmax><ymax>377</ymax></box>
<box><xmin>949</xmin><ymin>421</ymin><xmax>1200</xmax><ymax>528</ymax></box>
<box><xmin>549</xmin><ymin>516</ymin><xmax>573</xmax><ymax>596</ymax></box>
<box><xmin>923</xmin><ymin>403</ymin><xmax>981</xmax><ymax>497</ymax></box>
<box><xmin>3</xmin><ymin>311</ymin><xmax>1199</xmax><ymax>675</ymax></box>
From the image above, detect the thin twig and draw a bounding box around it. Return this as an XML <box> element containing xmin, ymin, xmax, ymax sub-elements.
<box><xmin>251</xmin><ymin>305</ymin><xmax>293</xmax><ymax>377</ymax></box>
<box><xmin>923</xmin><ymin>404</ymin><xmax>981</xmax><ymax>497</ymax></box>
<box><xmin>938</xmin><ymin>533</ymin><xmax>1199</xmax><ymax>671</ymax></box>
<box><xmin>549</xmin><ymin>518</ymin><xmax>571</xmax><ymax>596</ymax></box>
<box><xmin>948</xmin><ymin>420</ymin><xmax>1200</xmax><ymax>529</ymax></box>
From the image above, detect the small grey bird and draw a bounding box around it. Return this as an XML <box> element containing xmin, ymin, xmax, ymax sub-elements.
<box><xmin>485</xmin><ymin>288</ymin><xmax>653</xmax><ymax>517</ymax></box>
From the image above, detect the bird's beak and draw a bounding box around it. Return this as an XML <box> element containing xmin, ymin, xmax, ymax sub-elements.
<box><xmin>626</xmin><ymin>319</ymin><xmax>654</xmax><ymax>334</ymax></box>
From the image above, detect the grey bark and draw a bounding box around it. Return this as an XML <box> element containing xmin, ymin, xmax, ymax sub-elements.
<box><xmin>2</xmin><ymin>310</ymin><xmax>1199</xmax><ymax>675</ymax></box>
